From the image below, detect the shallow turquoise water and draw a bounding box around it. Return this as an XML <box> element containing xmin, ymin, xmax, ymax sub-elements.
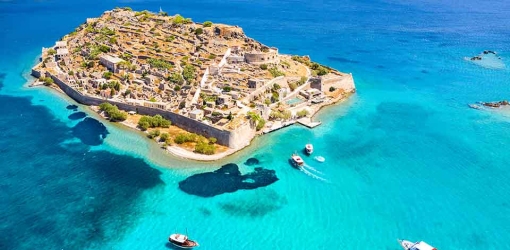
<box><xmin>1</xmin><ymin>0</ymin><xmax>510</xmax><ymax>249</ymax></box>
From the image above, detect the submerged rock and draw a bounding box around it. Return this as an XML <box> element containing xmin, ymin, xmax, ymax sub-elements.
<box><xmin>467</xmin><ymin>51</ymin><xmax>505</xmax><ymax>69</ymax></box>
<box><xmin>66</xmin><ymin>105</ymin><xmax>78</xmax><ymax>110</ymax></box>
<box><xmin>178</xmin><ymin>163</ymin><xmax>278</xmax><ymax>197</ymax></box>
<box><xmin>72</xmin><ymin>117</ymin><xmax>109</xmax><ymax>146</ymax></box>
<box><xmin>68</xmin><ymin>112</ymin><xmax>87</xmax><ymax>120</ymax></box>
<box><xmin>244</xmin><ymin>157</ymin><xmax>260</xmax><ymax>166</ymax></box>
<box><xmin>482</xmin><ymin>100</ymin><xmax>509</xmax><ymax>108</ymax></box>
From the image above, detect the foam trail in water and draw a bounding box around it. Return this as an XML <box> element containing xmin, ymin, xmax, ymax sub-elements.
<box><xmin>303</xmin><ymin>164</ymin><xmax>323</xmax><ymax>175</ymax></box>
<box><xmin>300</xmin><ymin>167</ymin><xmax>329</xmax><ymax>182</ymax></box>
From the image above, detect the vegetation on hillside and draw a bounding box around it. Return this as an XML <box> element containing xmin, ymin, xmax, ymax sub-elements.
<box><xmin>99</xmin><ymin>102</ymin><xmax>127</xmax><ymax>121</ymax></box>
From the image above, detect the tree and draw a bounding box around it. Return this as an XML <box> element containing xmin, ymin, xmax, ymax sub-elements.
<box><xmin>256</xmin><ymin>119</ymin><xmax>266</xmax><ymax>131</ymax></box>
<box><xmin>282</xmin><ymin>110</ymin><xmax>292</xmax><ymax>120</ymax></box>
<box><xmin>289</xmin><ymin>82</ymin><xmax>297</xmax><ymax>91</ymax></box>
<box><xmin>167</xmin><ymin>72</ymin><xmax>184</xmax><ymax>85</ymax></box>
<box><xmin>182</xmin><ymin>65</ymin><xmax>196</xmax><ymax>83</ymax></box>
<box><xmin>194</xmin><ymin>28</ymin><xmax>203</xmax><ymax>35</ymax></box>
<box><xmin>260</xmin><ymin>64</ymin><xmax>268</xmax><ymax>70</ymax></box>
<box><xmin>147</xmin><ymin>129</ymin><xmax>161</xmax><ymax>139</ymax></box>
<box><xmin>329</xmin><ymin>86</ymin><xmax>336</xmax><ymax>92</ymax></box>
<box><xmin>194</xmin><ymin>141</ymin><xmax>215</xmax><ymax>155</ymax></box>
<box><xmin>99</xmin><ymin>102</ymin><xmax>127</xmax><ymax>122</ymax></box>
<box><xmin>203</xmin><ymin>21</ymin><xmax>213</xmax><ymax>27</ymax></box>
<box><xmin>138</xmin><ymin>120</ymin><xmax>150</xmax><ymax>131</ymax></box>
<box><xmin>208</xmin><ymin>137</ymin><xmax>217</xmax><ymax>144</ymax></box>
<box><xmin>227</xmin><ymin>112</ymin><xmax>233</xmax><ymax>120</ymax></box>
<box><xmin>296</xmin><ymin>109</ymin><xmax>309</xmax><ymax>118</ymax></box>
<box><xmin>40</xmin><ymin>77</ymin><xmax>54</xmax><ymax>86</ymax></box>
<box><xmin>47</xmin><ymin>48</ymin><xmax>56</xmax><ymax>56</ymax></box>
<box><xmin>103</xmin><ymin>71</ymin><xmax>113</xmax><ymax>79</ymax></box>
<box><xmin>223</xmin><ymin>86</ymin><xmax>232</xmax><ymax>92</ymax></box>
<box><xmin>160</xmin><ymin>133</ymin><xmax>170</xmax><ymax>142</ymax></box>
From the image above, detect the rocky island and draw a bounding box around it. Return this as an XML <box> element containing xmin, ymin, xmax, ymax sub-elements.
<box><xmin>31</xmin><ymin>7</ymin><xmax>355</xmax><ymax>160</ymax></box>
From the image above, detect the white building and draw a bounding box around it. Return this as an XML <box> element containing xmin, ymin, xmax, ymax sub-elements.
<box><xmin>189</xmin><ymin>109</ymin><xmax>204</xmax><ymax>120</ymax></box>
<box><xmin>99</xmin><ymin>54</ymin><xmax>124</xmax><ymax>72</ymax></box>
<box><xmin>144</xmin><ymin>101</ymin><xmax>169</xmax><ymax>110</ymax></box>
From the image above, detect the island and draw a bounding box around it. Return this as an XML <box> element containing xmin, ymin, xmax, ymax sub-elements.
<box><xmin>31</xmin><ymin>7</ymin><xmax>355</xmax><ymax>161</ymax></box>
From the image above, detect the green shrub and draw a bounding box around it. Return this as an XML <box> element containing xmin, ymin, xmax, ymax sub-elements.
<box><xmin>329</xmin><ymin>86</ymin><xmax>336</xmax><ymax>92</ymax></box>
<box><xmin>260</xmin><ymin>64</ymin><xmax>268</xmax><ymax>70</ymax></box>
<box><xmin>159</xmin><ymin>133</ymin><xmax>170</xmax><ymax>142</ymax></box>
<box><xmin>103</xmin><ymin>71</ymin><xmax>113</xmax><ymax>79</ymax></box>
<box><xmin>40</xmin><ymin>77</ymin><xmax>54</xmax><ymax>86</ymax></box>
<box><xmin>182</xmin><ymin>65</ymin><xmax>196</xmax><ymax>83</ymax></box>
<box><xmin>138</xmin><ymin>115</ymin><xmax>171</xmax><ymax>130</ymax></box>
<box><xmin>47</xmin><ymin>49</ymin><xmax>56</xmax><ymax>56</ymax></box>
<box><xmin>147</xmin><ymin>129</ymin><xmax>161</xmax><ymax>139</ymax></box>
<box><xmin>194</xmin><ymin>28</ymin><xmax>203</xmax><ymax>35</ymax></box>
<box><xmin>269</xmin><ymin>67</ymin><xmax>285</xmax><ymax>77</ymax></box>
<box><xmin>203</xmin><ymin>21</ymin><xmax>213</xmax><ymax>27</ymax></box>
<box><xmin>98</xmin><ymin>102</ymin><xmax>127</xmax><ymax>122</ymax></box>
<box><xmin>147</xmin><ymin>58</ymin><xmax>173</xmax><ymax>69</ymax></box>
<box><xmin>289</xmin><ymin>82</ymin><xmax>297</xmax><ymax>91</ymax></box>
<box><xmin>296</xmin><ymin>109</ymin><xmax>309</xmax><ymax>118</ymax></box>
<box><xmin>194</xmin><ymin>141</ymin><xmax>215</xmax><ymax>155</ymax></box>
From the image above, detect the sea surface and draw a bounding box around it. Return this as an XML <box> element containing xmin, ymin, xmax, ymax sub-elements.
<box><xmin>1</xmin><ymin>0</ymin><xmax>510</xmax><ymax>249</ymax></box>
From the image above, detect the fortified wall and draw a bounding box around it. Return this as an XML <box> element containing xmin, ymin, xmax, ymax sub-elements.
<box><xmin>244</xmin><ymin>48</ymin><xmax>279</xmax><ymax>65</ymax></box>
<box><xmin>32</xmin><ymin>68</ymin><xmax>256</xmax><ymax>149</ymax></box>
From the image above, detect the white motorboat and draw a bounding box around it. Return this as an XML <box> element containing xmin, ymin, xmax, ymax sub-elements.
<box><xmin>398</xmin><ymin>239</ymin><xmax>437</xmax><ymax>250</ymax></box>
<box><xmin>290</xmin><ymin>153</ymin><xmax>304</xmax><ymax>167</ymax></box>
<box><xmin>305</xmin><ymin>144</ymin><xmax>313</xmax><ymax>155</ymax></box>
<box><xmin>169</xmin><ymin>233</ymin><xmax>199</xmax><ymax>248</ymax></box>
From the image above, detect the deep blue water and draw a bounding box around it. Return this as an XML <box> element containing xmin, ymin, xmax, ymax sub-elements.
<box><xmin>1</xmin><ymin>0</ymin><xmax>510</xmax><ymax>249</ymax></box>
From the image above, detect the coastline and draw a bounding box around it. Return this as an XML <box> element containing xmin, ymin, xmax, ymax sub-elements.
<box><xmin>29</xmin><ymin>74</ymin><xmax>355</xmax><ymax>162</ymax></box>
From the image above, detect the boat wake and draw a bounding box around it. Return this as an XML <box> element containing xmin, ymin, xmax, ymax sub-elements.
<box><xmin>300</xmin><ymin>164</ymin><xmax>328</xmax><ymax>182</ymax></box>
<box><xmin>303</xmin><ymin>164</ymin><xmax>323</xmax><ymax>175</ymax></box>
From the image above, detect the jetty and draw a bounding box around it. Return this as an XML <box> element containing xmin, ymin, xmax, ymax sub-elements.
<box><xmin>297</xmin><ymin>117</ymin><xmax>322</xmax><ymax>128</ymax></box>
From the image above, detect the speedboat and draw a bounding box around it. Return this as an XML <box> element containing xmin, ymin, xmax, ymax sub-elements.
<box><xmin>290</xmin><ymin>153</ymin><xmax>304</xmax><ymax>167</ymax></box>
<box><xmin>169</xmin><ymin>233</ymin><xmax>199</xmax><ymax>249</ymax></box>
<box><xmin>305</xmin><ymin>144</ymin><xmax>313</xmax><ymax>155</ymax></box>
<box><xmin>398</xmin><ymin>239</ymin><xmax>437</xmax><ymax>250</ymax></box>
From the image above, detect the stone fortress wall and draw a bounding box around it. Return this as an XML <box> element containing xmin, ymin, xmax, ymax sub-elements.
<box><xmin>244</xmin><ymin>48</ymin><xmax>279</xmax><ymax>65</ymax></box>
<box><xmin>32</xmin><ymin>68</ymin><xmax>256</xmax><ymax>149</ymax></box>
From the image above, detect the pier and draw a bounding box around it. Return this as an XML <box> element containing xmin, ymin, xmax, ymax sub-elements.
<box><xmin>262</xmin><ymin>117</ymin><xmax>322</xmax><ymax>134</ymax></box>
<box><xmin>297</xmin><ymin>117</ymin><xmax>322</xmax><ymax>128</ymax></box>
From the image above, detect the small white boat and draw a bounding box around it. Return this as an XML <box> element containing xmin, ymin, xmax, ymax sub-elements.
<box><xmin>314</xmin><ymin>156</ymin><xmax>325</xmax><ymax>163</ymax></box>
<box><xmin>305</xmin><ymin>144</ymin><xmax>313</xmax><ymax>155</ymax></box>
<box><xmin>290</xmin><ymin>153</ymin><xmax>304</xmax><ymax>167</ymax></box>
<box><xmin>169</xmin><ymin>233</ymin><xmax>199</xmax><ymax>249</ymax></box>
<box><xmin>398</xmin><ymin>239</ymin><xmax>437</xmax><ymax>250</ymax></box>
